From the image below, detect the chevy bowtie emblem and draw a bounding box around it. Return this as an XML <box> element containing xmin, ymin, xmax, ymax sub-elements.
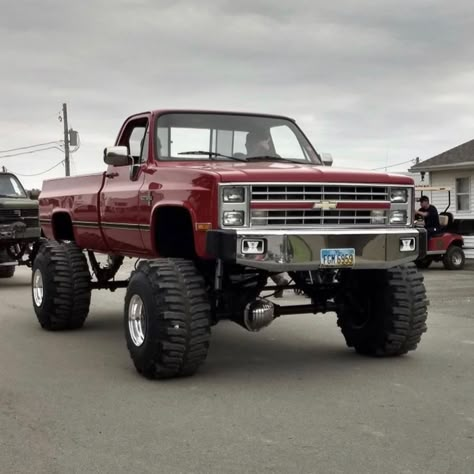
<box><xmin>313</xmin><ymin>200</ymin><xmax>337</xmax><ymax>209</ymax></box>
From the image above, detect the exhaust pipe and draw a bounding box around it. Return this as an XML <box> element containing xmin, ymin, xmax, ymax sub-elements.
<box><xmin>243</xmin><ymin>299</ymin><xmax>275</xmax><ymax>332</ymax></box>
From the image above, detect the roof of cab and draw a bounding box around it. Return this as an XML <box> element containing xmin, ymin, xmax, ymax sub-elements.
<box><xmin>123</xmin><ymin>109</ymin><xmax>295</xmax><ymax>122</ymax></box>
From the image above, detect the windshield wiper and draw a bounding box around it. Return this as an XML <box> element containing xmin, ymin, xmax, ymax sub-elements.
<box><xmin>245</xmin><ymin>155</ymin><xmax>308</xmax><ymax>165</ymax></box>
<box><xmin>178</xmin><ymin>151</ymin><xmax>247</xmax><ymax>162</ymax></box>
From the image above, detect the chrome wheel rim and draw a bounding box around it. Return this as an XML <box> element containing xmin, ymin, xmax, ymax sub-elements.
<box><xmin>33</xmin><ymin>269</ymin><xmax>44</xmax><ymax>307</ymax></box>
<box><xmin>452</xmin><ymin>253</ymin><xmax>462</xmax><ymax>266</ymax></box>
<box><xmin>128</xmin><ymin>294</ymin><xmax>146</xmax><ymax>347</ymax></box>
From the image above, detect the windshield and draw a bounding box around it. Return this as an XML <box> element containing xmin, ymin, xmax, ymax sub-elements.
<box><xmin>155</xmin><ymin>113</ymin><xmax>321</xmax><ymax>164</ymax></box>
<box><xmin>0</xmin><ymin>174</ymin><xmax>27</xmax><ymax>198</ymax></box>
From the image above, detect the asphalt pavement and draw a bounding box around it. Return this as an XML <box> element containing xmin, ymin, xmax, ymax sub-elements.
<box><xmin>1</xmin><ymin>262</ymin><xmax>473</xmax><ymax>474</ymax></box>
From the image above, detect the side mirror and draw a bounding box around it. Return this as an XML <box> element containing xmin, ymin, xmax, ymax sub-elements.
<box><xmin>28</xmin><ymin>189</ymin><xmax>41</xmax><ymax>200</ymax></box>
<box><xmin>104</xmin><ymin>146</ymin><xmax>131</xmax><ymax>166</ymax></box>
<box><xmin>321</xmin><ymin>153</ymin><xmax>333</xmax><ymax>167</ymax></box>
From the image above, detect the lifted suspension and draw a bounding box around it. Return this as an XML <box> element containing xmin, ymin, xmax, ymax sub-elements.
<box><xmin>273</xmin><ymin>301</ymin><xmax>338</xmax><ymax>316</ymax></box>
<box><xmin>90</xmin><ymin>280</ymin><xmax>129</xmax><ymax>291</ymax></box>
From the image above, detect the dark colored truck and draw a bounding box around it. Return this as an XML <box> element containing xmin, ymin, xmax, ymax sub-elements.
<box><xmin>0</xmin><ymin>172</ymin><xmax>41</xmax><ymax>278</ymax></box>
<box><xmin>34</xmin><ymin>109</ymin><xmax>428</xmax><ymax>379</ymax></box>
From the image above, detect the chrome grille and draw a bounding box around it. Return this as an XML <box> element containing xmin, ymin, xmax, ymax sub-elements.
<box><xmin>251</xmin><ymin>185</ymin><xmax>389</xmax><ymax>202</ymax></box>
<box><xmin>0</xmin><ymin>208</ymin><xmax>39</xmax><ymax>227</ymax></box>
<box><xmin>251</xmin><ymin>209</ymin><xmax>388</xmax><ymax>226</ymax></box>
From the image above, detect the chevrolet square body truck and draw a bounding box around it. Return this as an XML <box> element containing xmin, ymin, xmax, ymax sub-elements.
<box><xmin>0</xmin><ymin>171</ymin><xmax>41</xmax><ymax>278</ymax></box>
<box><xmin>34</xmin><ymin>110</ymin><xmax>428</xmax><ymax>379</ymax></box>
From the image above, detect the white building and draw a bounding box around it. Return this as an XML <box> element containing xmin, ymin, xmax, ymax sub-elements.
<box><xmin>410</xmin><ymin>139</ymin><xmax>474</xmax><ymax>258</ymax></box>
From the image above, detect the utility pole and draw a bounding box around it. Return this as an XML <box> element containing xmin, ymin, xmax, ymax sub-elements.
<box><xmin>62</xmin><ymin>103</ymin><xmax>70</xmax><ymax>176</ymax></box>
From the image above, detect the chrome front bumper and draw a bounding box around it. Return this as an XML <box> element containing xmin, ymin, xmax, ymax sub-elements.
<box><xmin>206</xmin><ymin>227</ymin><xmax>427</xmax><ymax>271</ymax></box>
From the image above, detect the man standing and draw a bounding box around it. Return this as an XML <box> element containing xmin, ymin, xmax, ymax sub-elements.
<box><xmin>416</xmin><ymin>196</ymin><xmax>440</xmax><ymax>238</ymax></box>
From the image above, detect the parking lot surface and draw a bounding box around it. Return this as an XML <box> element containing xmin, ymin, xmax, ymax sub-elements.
<box><xmin>1</xmin><ymin>263</ymin><xmax>473</xmax><ymax>474</ymax></box>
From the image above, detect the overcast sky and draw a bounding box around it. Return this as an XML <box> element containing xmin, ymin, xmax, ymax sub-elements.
<box><xmin>1</xmin><ymin>0</ymin><xmax>473</xmax><ymax>189</ymax></box>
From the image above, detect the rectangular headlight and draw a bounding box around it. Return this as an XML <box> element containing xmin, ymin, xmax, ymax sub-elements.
<box><xmin>223</xmin><ymin>211</ymin><xmax>244</xmax><ymax>226</ymax></box>
<box><xmin>390</xmin><ymin>210</ymin><xmax>408</xmax><ymax>225</ymax></box>
<box><xmin>390</xmin><ymin>188</ymin><xmax>408</xmax><ymax>203</ymax></box>
<box><xmin>223</xmin><ymin>187</ymin><xmax>245</xmax><ymax>202</ymax></box>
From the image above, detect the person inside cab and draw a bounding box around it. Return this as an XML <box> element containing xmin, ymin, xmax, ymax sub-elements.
<box><xmin>416</xmin><ymin>196</ymin><xmax>440</xmax><ymax>238</ymax></box>
<box><xmin>245</xmin><ymin>129</ymin><xmax>276</xmax><ymax>158</ymax></box>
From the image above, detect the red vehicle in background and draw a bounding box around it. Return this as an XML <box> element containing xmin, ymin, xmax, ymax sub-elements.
<box><xmin>32</xmin><ymin>109</ymin><xmax>429</xmax><ymax>379</ymax></box>
<box><xmin>414</xmin><ymin>186</ymin><xmax>465</xmax><ymax>270</ymax></box>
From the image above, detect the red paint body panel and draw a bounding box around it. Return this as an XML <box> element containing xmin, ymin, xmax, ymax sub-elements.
<box><xmin>40</xmin><ymin>173</ymin><xmax>109</xmax><ymax>252</ymax></box>
<box><xmin>427</xmin><ymin>233</ymin><xmax>464</xmax><ymax>252</ymax></box>
<box><xmin>336</xmin><ymin>202</ymin><xmax>391</xmax><ymax>210</ymax></box>
<box><xmin>140</xmin><ymin>165</ymin><xmax>219</xmax><ymax>257</ymax></box>
<box><xmin>38</xmin><ymin>109</ymin><xmax>414</xmax><ymax>259</ymax></box>
<box><xmin>169</xmin><ymin>161</ymin><xmax>413</xmax><ymax>185</ymax></box>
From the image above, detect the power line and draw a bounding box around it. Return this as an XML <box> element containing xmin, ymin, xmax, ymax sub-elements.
<box><xmin>7</xmin><ymin>160</ymin><xmax>65</xmax><ymax>177</ymax></box>
<box><xmin>0</xmin><ymin>146</ymin><xmax>64</xmax><ymax>159</ymax></box>
<box><xmin>372</xmin><ymin>159</ymin><xmax>415</xmax><ymax>171</ymax></box>
<box><xmin>62</xmin><ymin>103</ymin><xmax>70</xmax><ymax>176</ymax></box>
<box><xmin>0</xmin><ymin>141</ymin><xmax>63</xmax><ymax>154</ymax></box>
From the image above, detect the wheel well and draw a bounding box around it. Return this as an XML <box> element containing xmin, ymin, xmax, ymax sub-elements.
<box><xmin>451</xmin><ymin>240</ymin><xmax>463</xmax><ymax>248</ymax></box>
<box><xmin>154</xmin><ymin>206</ymin><xmax>195</xmax><ymax>258</ymax></box>
<box><xmin>52</xmin><ymin>212</ymin><xmax>74</xmax><ymax>241</ymax></box>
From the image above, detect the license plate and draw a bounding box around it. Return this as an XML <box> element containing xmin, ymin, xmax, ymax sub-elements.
<box><xmin>320</xmin><ymin>248</ymin><xmax>355</xmax><ymax>267</ymax></box>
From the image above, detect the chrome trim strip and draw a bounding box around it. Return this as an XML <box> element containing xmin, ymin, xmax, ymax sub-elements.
<box><xmin>41</xmin><ymin>219</ymin><xmax>151</xmax><ymax>231</ymax></box>
<box><xmin>234</xmin><ymin>227</ymin><xmax>418</xmax><ymax>237</ymax></box>
<box><xmin>253</xmin><ymin>216</ymin><xmax>383</xmax><ymax>221</ymax></box>
<box><xmin>250</xmin><ymin>200</ymin><xmax>391</xmax><ymax>205</ymax></box>
<box><xmin>220</xmin><ymin>181</ymin><xmax>414</xmax><ymax>187</ymax></box>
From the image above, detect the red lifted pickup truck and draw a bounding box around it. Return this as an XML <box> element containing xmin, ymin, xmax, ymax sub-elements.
<box><xmin>34</xmin><ymin>109</ymin><xmax>428</xmax><ymax>379</ymax></box>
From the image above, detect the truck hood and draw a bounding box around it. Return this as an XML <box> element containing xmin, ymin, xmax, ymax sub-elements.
<box><xmin>182</xmin><ymin>161</ymin><xmax>413</xmax><ymax>185</ymax></box>
<box><xmin>0</xmin><ymin>198</ymin><xmax>38</xmax><ymax>209</ymax></box>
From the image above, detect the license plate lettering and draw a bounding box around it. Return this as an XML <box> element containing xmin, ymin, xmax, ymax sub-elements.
<box><xmin>320</xmin><ymin>248</ymin><xmax>355</xmax><ymax>267</ymax></box>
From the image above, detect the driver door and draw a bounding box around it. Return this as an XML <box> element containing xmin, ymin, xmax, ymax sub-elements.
<box><xmin>99</xmin><ymin>115</ymin><xmax>149</xmax><ymax>254</ymax></box>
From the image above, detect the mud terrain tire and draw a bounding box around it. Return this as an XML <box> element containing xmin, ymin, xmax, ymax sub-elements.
<box><xmin>337</xmin><ymin>264</ymin><xmax>428</xmax><ymax>356</ymax></box>
<box><xmin>32</xmin><ymin>241</ymin><xmax>91</xmax><ymax>330</ymax></box>
<box><xmin>124</xmin><ymin>259</ymin><xmax>211</xmax><ymax>379</ymax></box>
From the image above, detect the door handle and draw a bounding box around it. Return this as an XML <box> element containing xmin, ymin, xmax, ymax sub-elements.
<box><xmin>105</xmin><ymin>172</ymin><xmax>119</xmax><ymax>179</ymax></box>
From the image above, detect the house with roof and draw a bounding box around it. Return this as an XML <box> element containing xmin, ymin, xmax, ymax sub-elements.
<box><xmin>410</xmin><ymin>138</ymin><xmax>474</xmax><ymax>257</ymax></box>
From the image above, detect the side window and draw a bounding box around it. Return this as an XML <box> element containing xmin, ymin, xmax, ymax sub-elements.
<box><xmin>455</xmin><ymin>177</ymin><xmax>470</xmax><ymax>212</ymax></box>
<box><xmin>128</xmin><ymin>126</ymin><xmax>147</xmax><ymax>161</ymax></box>
<box><xmin>140</xmin><ymin>127</ymin><xmax>149</xmax><ymax>163</ymax></box>
<box><xmin>270</xmin><ymin>125</ymin><xmax>306</xmax><ymax>160</ymax></box>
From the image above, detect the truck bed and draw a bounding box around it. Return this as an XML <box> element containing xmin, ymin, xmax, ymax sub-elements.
<box><xmin>39</xmin><ymin>172</ymin><xmax>108</xmax><ymax>251</ymax></box>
